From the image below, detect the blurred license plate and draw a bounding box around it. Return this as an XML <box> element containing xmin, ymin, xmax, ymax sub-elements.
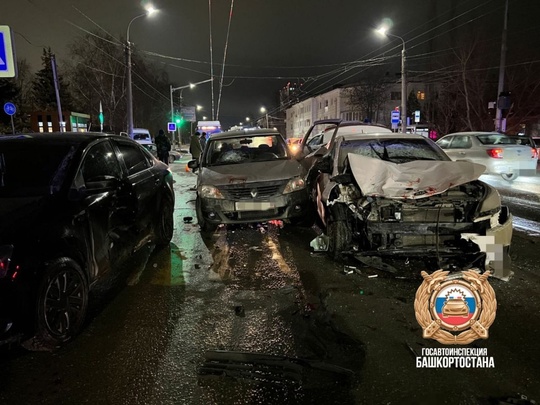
<box><xmin>235</xmin><ymin>202</ymin><xmax>275</xmax><ymax>211</ymax></box>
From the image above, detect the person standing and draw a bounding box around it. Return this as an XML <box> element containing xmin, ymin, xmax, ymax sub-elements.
<box><xmin>190</xmin><ymin>131</ymin><xmax>203</xmax><ymax>161</ymax></box>
<box><xmin>200</xmin><ymin>132</ymin><xmax>207</xmax><ymax>151</ymax></box>
<box><xmin>155</xmin><ymin>129</ymin><xmax>171</xmax><ymax>165</ymax></box>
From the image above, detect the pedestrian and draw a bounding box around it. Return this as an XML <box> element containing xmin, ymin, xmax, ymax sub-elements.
<box><xmin>189</xmin><ymin>131</ymin><xmax>203</xmax><ymax>172</ymax></box>
<box><xmin>200</xmin><ymin>132</ymin><xmax>207</xmax><ymax>150</ymax></box>
<box><xmin>155</xmin><ymin>129</ymin><xmax>171</xmax><ymax>165</ymax></box>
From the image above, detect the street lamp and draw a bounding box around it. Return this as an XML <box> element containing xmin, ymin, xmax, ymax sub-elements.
<box><xmin>169</xmin><ymin>78</ymin><xmax>213</xmax><ymax>143</ymax></box>
<box><xmin>377</xmin><ymin>26</ymin><xmax>407</xmax><ymax>133</ymax></box>
<box><xmin>126</xmin><ymin>6</ymin><xmax>157</xmax><ymax>138</ymax></box>
<box><xmin>260</xmin><ymin>107</ymin><xmax>269</xmax><ymax>128</ymax></box>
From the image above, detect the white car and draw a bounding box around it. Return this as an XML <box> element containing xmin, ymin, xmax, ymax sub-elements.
<box><xmin>437</xmin><ymin>132</ymin><xmax>538</xmax><ymax>181</ymax></box>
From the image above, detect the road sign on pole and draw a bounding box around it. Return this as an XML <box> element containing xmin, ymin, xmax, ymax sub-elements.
<box><xmin>0</xmin><ymin>26</ymin><xmax>17</xmax><ymax>78</ymax></box>
<box><xmin>168</xmin><ymin>122</ymin><xmax>176</xmax><ymax>132</ymax></box>
<box><xmin>391</xmin><ymin>110</ymin><xmax>400</xmax><ymax>130</ymax></box>
<box><xmin>414</xmin><ymin>110</ymin><xmax>421</xmax><ymax>123</ymax></box>
<box><xmin>3</xmin><ymin>102</ymin><xmax>16</xmax><ymax>116</ymax></box>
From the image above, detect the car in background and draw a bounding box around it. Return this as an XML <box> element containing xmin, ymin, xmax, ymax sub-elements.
<box><xmin>515</xmin><ymin>136</ymin><xmax>540</xmax><ymax>159</ymax></box>
<box><xmin>0</xmin><ymin>133</ymin><xmax>174</xmax><ymax>349</ymax></box>
<box><xmin>142</xmin><ymin>143</ymin><xmax>183</xmax><ymax>163</ymax></box>
<box><xmin>132</xmin><ymin>128</ymin><xmax>152</xmax><ymax>145</ymax></box>
<box><xmin>436</xmin><ymin>132</ymin><xmax>538</xmax><ymax>180</ymax></box>
<box><xmin>286</xmin><ymin>137</ymin><xmax>302</xmax><ymax>155</ymax></box>
<box><xmin>309</xmin><ymin>132</ymin><xmax>512</xmax><ymax>278</ymax></box>
<box><xmin>188</xmin><ymin>129</ymin><xmax>311</xmax><ymax>231</ymax></box>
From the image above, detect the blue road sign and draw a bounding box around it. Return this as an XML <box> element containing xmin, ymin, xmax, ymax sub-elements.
<box><xmin>391</xmin><ymin>110</ymin><xmax>400</xmax><ymax>124</ymax></box>
<box><xmin>4</xmin><ymin>102</ymin><xmax>16</xmax><ymax>116</ymax></box>
<box><xmin>0</xmin><ymin>26</ymin><xmax>17</xmax><ymax>78</ymax></box>
<box><xmin>168</xmin><ymin>122</ymin><xmax>176</xmax><ymax>132</ymax></box>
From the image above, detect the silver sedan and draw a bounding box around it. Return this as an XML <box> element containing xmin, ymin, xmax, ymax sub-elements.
<box><xmin>436</xmin><ymin>131</ymin><xmax>538</xmax><ymax>181</ymax></box>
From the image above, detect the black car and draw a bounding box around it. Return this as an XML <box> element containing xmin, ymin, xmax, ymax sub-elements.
<box><xmin>0</xmin><ymin>133</ymin><xmax>174</xmax><ymax>349</ymax></box>
<box><xmin>188</xmin><ymin>129</ymin><xmax>311</xmax><ymax>231</ymax></box>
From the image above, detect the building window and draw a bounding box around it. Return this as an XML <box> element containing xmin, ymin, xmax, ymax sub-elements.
<box><xmin>417</xmin><ymin>91</ymin><xmax>425</xmax><ymax>100</ymax></box>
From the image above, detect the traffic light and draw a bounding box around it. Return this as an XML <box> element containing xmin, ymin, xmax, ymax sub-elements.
<box><xmin>174</xmin><ymin>114</ymin><xmax>184</xmax><ymax>125</ymax></box>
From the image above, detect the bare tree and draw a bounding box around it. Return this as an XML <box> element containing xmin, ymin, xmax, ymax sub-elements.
<box><xmin>346</xmin><ymin>78</ymin><xmax>389</xmax><ymax>123</ymax></box>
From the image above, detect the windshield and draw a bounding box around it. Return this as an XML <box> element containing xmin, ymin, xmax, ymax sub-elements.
<box><xmin>204</xmin><ymin>135</ymin><xmax>289</xmax><ymax>166</ymax></box>
<box><xmin>0</xmin><ymin>143</ymin><xmax>75</xmax><ymax>197</ymax></box>
<box><xmin>338</xmin><ymin>138</ymin><xmax>449</xmax><ymax>169</ymax></box>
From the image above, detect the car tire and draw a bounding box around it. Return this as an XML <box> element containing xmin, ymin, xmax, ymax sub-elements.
<box><xmin>327</xmin><ymin>203</ymin><xmax>352</xmax><ymax>261</ymax></box>
<box><xmin>32</xmin><ymin>258</ymin><xmax>89</xmax><ymax>349</ymax></box>
<box><xmin>196</xmin><ymin>197</ymin><xmax>218</xmax><ymax>233</ymax></box>
<box><xmin>156</xmin><ymin>192</ymin><xmax>174</xmax><ymax>246</ymax></box>
<box><xmin>169</xmin><ymin>155</ymin><xmax>176</xmax><ymax>163</ymax></box>
<box><xmin>501</xmin><ymin>173</ymin><xmax>518</xmax><ymax>181</ymax></box>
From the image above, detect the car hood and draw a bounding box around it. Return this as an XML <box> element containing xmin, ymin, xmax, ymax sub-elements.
<box><xmin>348</xmin><ymin>154</ymin><xmax>486</xmax><ymax>199</ymax></box>
<box><xmin>199</xmin><ymin>159</ymin><xmax>304</xmax><ymax>186</ymax></box>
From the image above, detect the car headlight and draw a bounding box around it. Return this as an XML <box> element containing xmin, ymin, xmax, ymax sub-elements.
<box><xmin>477</xmin><ymin>185</ymin><xmax>501</xmax><ymax>218</ymax></box>
<box><xmin>283</xmin><ymin>177</ymin><xmax>306</xmax><ymax>194</ymax></box>
<box><xmin>199</xmin><ymin>185</ymin><xmax>224</xmax><ymax>199</ymax></box>
<box><xmin>0</xmin><ymin>245</ymin><xmax>14</xmax><ymax>279</ymax></box>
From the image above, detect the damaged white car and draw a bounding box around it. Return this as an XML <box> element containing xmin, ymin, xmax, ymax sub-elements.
<box><xmin>308</xmin><ymin>133</ymin><xmax>513</xmax><ymax>280</ymax></box>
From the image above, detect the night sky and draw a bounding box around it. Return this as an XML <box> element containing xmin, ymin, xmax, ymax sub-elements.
<box><xmin>4</xmin><ymin>0</ymin><xmax>540</xmax><ymax>129</ymax></box>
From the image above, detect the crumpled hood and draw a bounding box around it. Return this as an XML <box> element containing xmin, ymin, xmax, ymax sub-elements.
<box><xmin>199</xmin><ymin>159</ymin><xmax>304</xmax><ymax>186</ymax></box>
<box><xmin>348</xmin><ymin>154</ymin><xmax>486</xmax><ymax>199</ymax></box>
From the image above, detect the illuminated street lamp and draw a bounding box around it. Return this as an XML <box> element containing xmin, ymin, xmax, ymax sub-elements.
<box><xmin>126</xmin><ymin>6</ymin><xmax>157</xmax><ymax>138</ymax></box>
<box><xmin>260</xmin><ymin>107</ymin><xmax>269</xmax><ymax>128</ymax></box>
<box><xmin>376</xmin><ymin>25</ymin><xmax>407</xmax><ymax>133</ymax></box>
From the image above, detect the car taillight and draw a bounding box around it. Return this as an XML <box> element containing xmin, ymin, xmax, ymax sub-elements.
<box><xmin>532</xmin><ymin>148</ymin><xmax>538</xmax><ymax>159</ymax></box>
<box><xmin>0</xmin><ymin>245</ymin><xmax>14</xmax><ymax>279</ymax></box>
<box><xmin>486</xmin><ymin>148</ymin><xmax>503</xmax><ymax>159</ymax></box>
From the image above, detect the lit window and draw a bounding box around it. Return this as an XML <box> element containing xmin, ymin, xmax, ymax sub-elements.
<box><xmin>417</xmin><ymin>91</ymin><xmax>425</xmax><ymax>100</ymax></box>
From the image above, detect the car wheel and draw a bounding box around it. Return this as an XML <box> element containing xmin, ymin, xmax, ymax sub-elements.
<box><xmin>169</xmin><ymin>155</ymin><xmax>176</xmax><ymax>163</ymax></box>
<box><xmin>327</xmin><ymin>204</ymin><xmax>352</xmax><ymax>260</ymax></box>
<box><xmin>156</xmin><ymin>192</ymin><xmax>174</xmax><ymax>246</ymax></box>
<box><xmin>501</xmin><ymin>173</ymin><xmax>518</xmax><ymax>181</ymax></box>
<box><xmin>34</xmin><ymin>258</ymin><xmax>89</xmax><ymax>349</ymax></box>
<box><xmin>196</xmin><ymin>197</ymin><xmax>218</xmax><ymax>233</ymax></box>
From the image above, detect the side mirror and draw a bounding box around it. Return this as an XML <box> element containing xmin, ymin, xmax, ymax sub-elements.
<box><xmin>187</xmin><ymin>159</ymin><xmax>199</xmax><ymax>169</ymax></box>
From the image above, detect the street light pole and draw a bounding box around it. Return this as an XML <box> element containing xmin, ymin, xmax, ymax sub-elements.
<box><xmin>169</xmin><ymin>78</ymin><xmax>213</xmax><ymax>143</ymax></box>
<box><xmin>126</xmin><ymin>7</ymin><xmax>157</xmax><ymax>138</ymax></box>
<box><xmin>377</xmin><ymin>27</ymin><xmax>407</xmax><ymax>133</ymax></box>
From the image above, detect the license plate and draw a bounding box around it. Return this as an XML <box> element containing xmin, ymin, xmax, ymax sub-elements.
<box><xmin>235</xmin><ymin>201</ymin><xmax>275</xmax><ymax>211</ymax></box>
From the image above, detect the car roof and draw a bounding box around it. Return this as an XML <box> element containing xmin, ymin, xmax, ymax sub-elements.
<box><xmin>0</xmin><ymin>132</ymin><xmax>139</xmax><ymax>149</ymax></box>
<box><xmin>209</xmin><ymin>128</ymin><xmax>281</xmax><ymax>140</ymax></box>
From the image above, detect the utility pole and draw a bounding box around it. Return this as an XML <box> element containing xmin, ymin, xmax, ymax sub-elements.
<box><xmin>51</xmin><ymin>54</ymin><xmax>64</xmax><ymax>132</ymax></box>
<box><xmin>495</xmin><ymin>0</ymin><xmax>509</xmax><ymax>133</ymax></box>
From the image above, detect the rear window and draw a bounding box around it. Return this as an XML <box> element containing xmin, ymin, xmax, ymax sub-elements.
<box><xmin>476</xmin><ymin>134</ymin><xmax>514</xmax><ymax>145</ymax></box>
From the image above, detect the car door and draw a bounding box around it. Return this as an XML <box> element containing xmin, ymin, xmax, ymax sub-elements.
<box><xmin>113</xmin><ymin>140</ymin><xmax>160</xmax><ymax>249</ymax></box>
<box><xmin>76</xmin><ymin>139</ymin><xmax>129</xmax><ymax>277</ymax></box>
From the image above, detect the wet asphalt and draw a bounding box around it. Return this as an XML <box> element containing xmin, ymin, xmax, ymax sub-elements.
<box><xmin>0</xmin><ymin>155</ymin><xmax>539</xmax><ymax>405</ymax></box>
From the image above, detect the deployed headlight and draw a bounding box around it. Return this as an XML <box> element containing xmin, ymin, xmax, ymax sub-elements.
<box><xmin>283</xmin><ymin>177</ymin><xmax>306</xmax><ymax>194</ymax></box>
<box><xmin>0</xmin><ymin>245</ymin><xmax>14</xmax><ymax>279</ymax></box>
<box><xmin>477</xmin><ymin>186</ymin><xmax>501</xmax><ymax>218</ymax></box>
<box><xmin>199</xmin><ymin>185</ymin><xmax>224</xmax><ymax>199</ymax></box>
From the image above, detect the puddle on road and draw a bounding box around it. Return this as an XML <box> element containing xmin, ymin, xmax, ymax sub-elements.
<box><xmin>150</xmin><ymin>244</ymin><xmax>187</xmax><ymax>286</ymax></box>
